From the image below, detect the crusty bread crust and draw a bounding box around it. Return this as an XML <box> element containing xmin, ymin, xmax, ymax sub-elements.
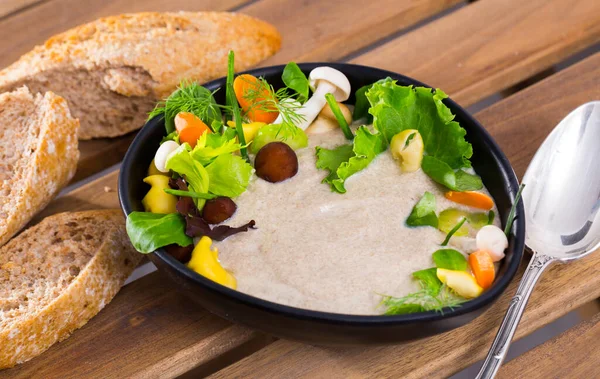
<box><xmin>0</xmin><ymin>210</ymin><xmax>141</xmax><ymax>369</ymax></box>
<box><xmin>0</xmin><ymin>87</ymin><xmax>79</xmax><ymax>248</ymax></box>
<box><xmin>0</xmin><ymin>12</ymin><xmax>282</xmax><ymax>139</ymax></box>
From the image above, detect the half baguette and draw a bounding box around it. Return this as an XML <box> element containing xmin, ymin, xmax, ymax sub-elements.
<box><xmin>0</xmin><ymin>210</ymin><xmax>141</xmax><ymax>369</ymax></box>
<box><xmin>0</xmin><ymin>87</ymin><xmax>79</xmax><ymax>248</ymax></box>
<box><xmin>0</xmin><ymin>12</ymin><xmax>282</xmax><ymax>139</ymax></box>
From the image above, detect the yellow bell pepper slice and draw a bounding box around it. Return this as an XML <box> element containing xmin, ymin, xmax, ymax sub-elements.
<box><xmin>147</xmin><ymin>159</ymin><xmax>168</xmax><ymax>177</ymax></box>
<box><xmin>142</xmin><ymin>175</ymin><xmax>178</xmax><ymax>214</ymax></box>
<box><xmin>437</xmin><ymin>268</ymin><xmax>483</xmax><ymax>298</ymax></box>
<box><xmin>227</xmin><ymin>120</ymin><xmax>266</xmax><ymax>142</ymax></box>
<box><xmin>187</xmin><ymin>236</ymin><xmax>237</xmax><ymax>289</ymax></box>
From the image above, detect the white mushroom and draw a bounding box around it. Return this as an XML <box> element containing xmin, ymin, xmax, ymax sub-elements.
<box><xmin>154</xmin><ymin>140</ymin><xmax>180</xmax><ymax>173</ymax></box>
<box><xmin>476</xmin><ymin>225</ymin><xmax>508</xmax><ymax>262</ymax></box>
<box><xmin>305</xmin><ymin>102</ymin><xmax>352</xmax><ymax>134</ymax></box>
<box><xmin>275</xmin><ymin>66</ymin><xmax>351</xmax><ymax>130</ymax></box>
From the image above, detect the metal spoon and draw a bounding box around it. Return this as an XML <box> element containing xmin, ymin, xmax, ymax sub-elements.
<box><xmin>477</xmin><ymin>101</ymin><xmax>600</xmax><ymax>378</ymax></box>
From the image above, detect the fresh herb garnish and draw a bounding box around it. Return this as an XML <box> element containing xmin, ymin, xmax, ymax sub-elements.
<box><xmin>412</xmin><ymin>268</ymin><xmax>442</xmax><ymax>296</ymax></box>
<box><xmin>315</xmin><ymin>126</ymin><xmax>387</xmax><ymax>193</ymax></box>
<box><xmin>282</xmin><ymin>62</ymin><xmax>309</xmax><ymax>103</ymax></box>
<box><xmin>163</xmin><ymin>189</ymin><xmax>217</xmax><ymax>200</ymax></box>
<box><xmin>205</xmin><ymin>153</ymin><xmax>254</xmax><ymax>198</ymax></box>
<box><xmin>504</xmin><ymin>183</ymin><xmax>525</xmax><ymax>236</ymax></box>
<box><xmin>126</xmin><ymin>212</ymin><xmax>192</xmax><ymax>254</ymax></box>
<box><xmin>149</xmin><ymin>81</ymin><xmax>226</xmax><ymax>134</ymax></box>
<box><xmin>406</xmin><ymin>192</ymin><xmax>438</xmax><ymax>228</ymax></box>
<box><xmin>421</xmin><ymin>155</ymin><xmax>483</xmax><ymax>191</ymax></box>
<box><xmin>441</xmin><ymin>217</ymin><xmax>467</xmax><ymax>246</ymax></box>
<box><xmin>488</xmin><ymin>210</ymin><xmax>496</xmax><ymax>225</ymax></box>
<box><xmin>352</xmin><ymin>83</ymin><xmax>374</xmax><ymax>122</ymax></box>
<box><xmin>432</xmin><ymin>249</ymin><xmax>468</xmax><ymax>271</ymax></box>
<box><xmin>380</xmin><ymin>283</ymin><xmax>465</xmax><ymax>315</ymax></box>
<box><xmin>226</xmin><ymin>51</ymin><xmax>248</xmax><ymax>161</ymax></box>
<box><xmin>165</xmin><ymin>144</ymin><xmax>210</xmax><ymax>210</ymax></box>
<box><xmin>325</xmin><ymin>93</ymin><xmax>353</xmax><ymax>140</ymax></box>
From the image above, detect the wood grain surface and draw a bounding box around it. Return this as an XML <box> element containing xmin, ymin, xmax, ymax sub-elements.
<box><xmin>352</xmin><ymin>0</ymin><xmax>600</xmax><ymax>107</ymax></box>
<box><xmin>499</xmin><ymin>313</ymin><xmax>600</xmax><ymax>379</ymax></box>
<box><xmin>209</xmin><ymin>52</ymin><xmax>600</xmax><ymax>379</ymax></box>
<box><xmin>8</xmin><ymin>51</ymin><xmax>600</xmax><ymax>379</ymax></box>
<box><xmin>0</xmin><ymin>0</ymin><xmax>42</xmax><ymax>18</ymax></box>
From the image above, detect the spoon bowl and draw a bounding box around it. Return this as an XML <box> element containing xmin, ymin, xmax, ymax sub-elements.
<box><xmin>477</xmin><ymin>101</ymin><xmax>600</xmax><ymax>378</ymax></box>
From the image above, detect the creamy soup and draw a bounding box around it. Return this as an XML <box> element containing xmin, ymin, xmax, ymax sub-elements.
<box><xmin>215</xmin><ymin>130</ymin><xmax>500</xmax><ymax>315</ymax></box>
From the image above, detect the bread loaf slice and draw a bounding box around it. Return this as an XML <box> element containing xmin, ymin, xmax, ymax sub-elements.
<box><xmin>0</xmin><ymin>87</ymin><xmax>79</xmax><ymax>248</ymax></box>
<box><xmin>0</xmin><ymin>12</ymin><xmax>282</xmax><ymax>139</ymax></box>
<box><xmin>0</xmin><ymin>210</ymin><xmax>141</xmax><ymax>369</ymax></box>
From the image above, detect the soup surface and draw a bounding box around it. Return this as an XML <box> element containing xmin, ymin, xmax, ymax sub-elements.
<box><xmin>216</xmin><ymin>130</ymin><xmax>499</xmax><ymax>315</ymax></box>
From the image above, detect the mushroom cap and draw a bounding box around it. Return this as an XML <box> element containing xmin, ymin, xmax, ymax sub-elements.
<box><xmin>309</xmin><ymin>67</ymin><xmax>351</xmax><ymax>102</ymax></box>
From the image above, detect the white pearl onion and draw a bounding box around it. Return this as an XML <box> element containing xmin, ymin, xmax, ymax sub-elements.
<box><xmin>154</xmin><ymin>140</ymin><xmax>180</xmax><ymax>173</ymax></box>
<box><xmin>476</xmin><ymin>225</ymin><xmax>508</xmax><ymax>262</ymax></box>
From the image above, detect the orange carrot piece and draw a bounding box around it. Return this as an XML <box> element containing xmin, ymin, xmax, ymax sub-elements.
<box><xmin>178</xmin><ymin>126</ymin><xmax>206</xmax><ymax>148</ymax></box>
<box><xmin>233</xmin><ymin>74</ymin><xmax>279</xmax><ymax>123</ymax></box>
<box><xmin>445</xmin><ymin>191</ymin><xmax>494</xmax><ymax>210</ymax></box>
<box><xmin>469</xmin><ymin>250</ymin><xmax>495</xmax><ymax>289</ymax></box>
<box><xmin>175</xmin><ymin>112</ymin><xmax>211</xmax><ymax>134</ymax></box>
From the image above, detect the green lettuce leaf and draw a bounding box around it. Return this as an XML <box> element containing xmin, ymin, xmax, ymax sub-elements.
<box><xmin>165</xmin><ymin>144</ymin><xmax>210</xmax><ymax>209</ymax></box>
<box><xmin>432</xmin><ymin>249</ymin><xmax>468</xmax><ymax>271</ymax></box>
<box><xmin>406</xmin><ymin>191</ymin><xmax>438</xmax><ymax>227</ymax></box>
<box><xmin>367</xmin><ymin>81</ymin><xmax>473</xmax><ymax>169</ymax></box>
<box><xmin>421</xmin><ymin>156</ymin><xmax>483</xmax><ymax>191</ymax></box>
<box><xmin>315</xmin><ymin>126</ymin><xmax>387</xmax><ymax>193</ymax></box>
<box><xmin>282</xmin><ymin>62</ymin><xmax>309</xmax><ymax>103</ymax></box>
<box><xmin>126</xmin><ymin>212</ymin><xmax>192</xmax><ymax>254</ymax></box>
<box><xmin>191</xmin><ymin>132</ymin><xmax>244</xmax><ymax>165</ymax></box>
<box><xmin>413</xmin><ymin>268</ymin><xmax>442</xmax><ymax>296</ymax></box>
<box><xmin>205</xmin><ymin>153</ymin><xmax>254</xmax><ymax>197</ymax></box>
<box><xmin>251</xmin><ymin>123</ymin><xmax>308</xmax><ymax>153</ymax></box>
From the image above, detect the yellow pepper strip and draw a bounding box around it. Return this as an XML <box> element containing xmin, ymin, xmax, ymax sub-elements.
<box><xmin>437</xmin><ymin>268</ymin><xmax>483</xmax><ymax>298</ymax></box>
<box><xmin>227</xmin><ymin>120</ymin><xmax>266</xmax><ymax>142</ymax></box>
<box><xmin>147</xmin><ymin>159</ymin><xmax>168</xmax><ymax>177</ymax></box>
<box><xmin>142</xmin><ymin>175</ymin><xmax>178</xmax><ymax>214</ymax></box>
<box><xmin>187</xmin><ymin>236</ymin><xmax>237</xmax><ymax>289</ymax></box>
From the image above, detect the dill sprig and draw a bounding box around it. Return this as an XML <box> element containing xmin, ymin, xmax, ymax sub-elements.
<box><xmin>379</xmin><ymin>284</ymin><xmax>466</xmax><ymax>315</ymax></box>
<box><xmin>240</xmin><ymin>75</ymin><xmax>306</xmax><ymax>126</ymax></box>
<box><xmin>148</xmin><ymin>80</ymin><xmax>231</xmax><ymax>133</ymax></box>
<box><xmin>504</xmin><ymin>183</ymin><xmax>525</xmax><ymax>236</ymax></box>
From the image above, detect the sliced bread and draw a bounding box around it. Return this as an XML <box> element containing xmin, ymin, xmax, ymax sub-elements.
<box><xmin>0</xmin><ymin>210</ymin><xmax>141</xmax><ymax>369</ymax></box>
<box><xmin>0</xmin><ymin>12</ymin><xmax>282</xmax><ymax>139</ymax></box>
<box><xmin>0</xmin><ymin>87</ymin><xmax>79</xmax><ymax>248</ymax></box>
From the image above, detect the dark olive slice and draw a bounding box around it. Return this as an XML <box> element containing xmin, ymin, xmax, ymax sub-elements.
<box><xmin>202</xmin><ymin>197</ymin><xmax>237</xmax><ymax>224</ymax></box>
<box><xmin>254</xmin><ymin>142</ymin><xmax>298</xmax><ymax>183</ymax></box>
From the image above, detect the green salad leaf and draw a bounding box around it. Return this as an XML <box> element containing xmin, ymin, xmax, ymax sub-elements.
<box><xmin>165</xmin><ymin>144</ymin><xmax>210</xmax><ymax>209</ymax></box>
<box><xmin>315</xmin><ymin>126</ymin><xmax>387</xmax><ymax>193</ymax></box>
<box><xmin>251</xmin><ymin>123</ymin><xmax>308</xmax><ymax>153</ymax></box>
<box><xmin>421</xmin><ymin>156</ymin><xmax>483</xmax><ymax>191</ymax></box>
<box><xmin>282</xmin><ymin>62</ymin><xmax>309</xmax><ymax>103</ymax></box>
<box><xmin>406</xmin><ymin>191</ymin><xmax>438</xmax><ymax>228</ymax></box>
<box><xmin>163</xmin><ymin>189</ymin><xmax>217</xmax><ymax>199</ymax></box>
<box><xmin>432</xmin><ymin>249</ymin><xmax>468</xmax><ymax>271</ymax></box>
<box><xmin>352</xmin><ymin>84</ymin><xmax>374</xmax><ymax>122</ymax></box>
<box><xmin>205</xmin><ymin>153</ymin><xmax>254</xmax><ymax>198</ymax></box>
<box><xmin>161</xmin><ymin>131</ymin><xmax>179</xmax><ymax>144</ymax></box>
<box><xmin>126</xmin><ymin>212</ymin><xmax>192</xmax><ymax>254</ymax></box>
<box><xmin>191</xmin><ymin>133</ymin><xmax>245</xmax><ymax>165</ymax></box>
<box><xmin>412</xmin><ymin>268</ymin><xmax>442</xmax><ymax>296</ymax></box>
<box><xmin>149</xmin><ymin>81</ymin><xmax>223</xmax><ymax>134</ymax></box>
<box><xmin>367</xmin><ymin>82</ymin><xmax>473</xmax><ymax>169</ymax></box>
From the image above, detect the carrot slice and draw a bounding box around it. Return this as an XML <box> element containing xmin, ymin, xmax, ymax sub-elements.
<box><xmin>179</xmin><ymin>126</ymin><xmax>206</xmax><ymax>148</ymax></box>
<box><xmin>468</xmin><ymin>250</ymin><xmax>495</xmax><ymax>289</ymax></box>
<box><xmin>233</xmin><ymin>74</ymin><xmax>279</xmax><ymax>123</ymax></box>
<box><xmin>175</xmin><ymin>112</ymin><xmax>211</xmax><ymax>134</ymax></box>
<box><xmin>445</xmin><ymin>191</ymin><xmax>494</xmax><ymax>210</ymax></box>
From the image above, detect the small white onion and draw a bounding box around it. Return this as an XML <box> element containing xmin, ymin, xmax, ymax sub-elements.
<box><xmin>476</xmin><ymin>225</ymin><xmax>508</xmax><ymax>262</ymax></box>
<box><xmin>154</xmin><ymin>140</ymin><xmax>179</xmax><ymax>173</ymax></box>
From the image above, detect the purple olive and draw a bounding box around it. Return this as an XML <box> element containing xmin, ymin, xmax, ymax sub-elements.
<box><xmin>202</xmin><ymin>197</ymin><xmax>237</xmax><ymax>224</ymax></box>
<box><xmin>254</xmin><ymin>142</ymin><xmax>298</xmax><ymax>183</ymax></box>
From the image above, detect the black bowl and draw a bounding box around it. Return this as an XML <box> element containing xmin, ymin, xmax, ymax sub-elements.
<box><xmin>119</xmin><ymin>63</ymin><xmax>525</xmax><ymax>345</ymax></box>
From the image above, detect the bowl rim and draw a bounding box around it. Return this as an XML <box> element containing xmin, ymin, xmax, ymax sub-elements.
<box><xmin>119</xmin><ymin>62</ymin><xmax>525</xmax><ymax>325</ymax></box>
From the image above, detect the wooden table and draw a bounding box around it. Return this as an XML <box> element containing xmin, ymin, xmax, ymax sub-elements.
<box><xmin>1</xmin><ymin>0</ymin><xmax>600</xmax><ymax>377</ymax></box>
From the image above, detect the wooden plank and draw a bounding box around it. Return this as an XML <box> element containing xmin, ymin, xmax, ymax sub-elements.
<box><xmin>351</xmin><ymin>0</ymin><xmax>600</xmax><ymax>107</ymax></box>
<box><xmin>71</xmin><ymin>0</ymin><xmax>463</xmax><ymax>182</ymax></box>
<box><xmin>209</xmin><ymin>52</ymin><xmax>600</xmax><ymax>378</ymax></box>
<box><xmin>0</xmin><ymin>0</ymin><xmax>250</xmax><ymax>69</ymax></box>
<box><xmin>499</xmin><ymin>313</ymin><xmax>600</xmax><ymax>379</ymax></box>
<box><xmin>0</xmin><ymin>0</ymin><xmax>42</xmax><ymax>18</ymax></box>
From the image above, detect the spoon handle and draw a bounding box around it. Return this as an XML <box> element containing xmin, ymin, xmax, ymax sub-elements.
<box><xmin>476</xmin><ymin>251</ymin><xmax>556</xmax><ymax>379</ymax></box>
